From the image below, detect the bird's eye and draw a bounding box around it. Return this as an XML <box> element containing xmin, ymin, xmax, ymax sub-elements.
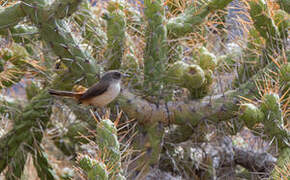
<box><xmin>113</xmin><ymin>72</ymin><xmax>121</xmax><ymax>79</ymax></box>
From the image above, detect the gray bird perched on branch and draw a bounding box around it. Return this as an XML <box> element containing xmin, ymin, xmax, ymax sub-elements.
<box><xmin>49</xmin><ymin>70</ymin><xmax>123</xmax><ymax>107</ymax></box>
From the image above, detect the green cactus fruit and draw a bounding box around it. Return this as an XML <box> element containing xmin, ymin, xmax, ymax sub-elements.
<box><xmin>184</xmin><ymin>64</ymin><xmax>206</xmax><ymax>89</ymax></box>
<box><xmin>198</xmin><ymin>47</ymin><xmax>217</xmax><ymax>71</ymax></box>
<box><xmin>167</xmin><ymin>61</ymin><xmax>205</xmax><ymax>89</ymax></box>
<box><xmin>239</xmin><ymin>103</ymin><xmax>264</xmax><ymax>128</ymax></box>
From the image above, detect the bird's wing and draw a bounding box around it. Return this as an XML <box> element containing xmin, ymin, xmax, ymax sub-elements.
<box><xmin>79</xmin><ymin>81</ymin><xmax>109</xmax><ymax>101</ymax></box>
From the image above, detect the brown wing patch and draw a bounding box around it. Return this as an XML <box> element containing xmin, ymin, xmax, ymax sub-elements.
<box><xmin>79</xmin><ymin>81</ymin><xmax>109</xmax><ymax>101</ymax></box>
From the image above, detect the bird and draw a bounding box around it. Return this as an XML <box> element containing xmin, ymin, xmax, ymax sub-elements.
<box><xmin>49</xmin><ymin>70</ymin><xmax>123</xmax><ymax>107</ymax></box>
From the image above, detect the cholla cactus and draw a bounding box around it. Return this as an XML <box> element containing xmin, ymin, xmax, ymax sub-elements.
<box><xmin>78</xmin><ymin>118</ymin><xmax>125</xmax><ymax>179</ymax></box>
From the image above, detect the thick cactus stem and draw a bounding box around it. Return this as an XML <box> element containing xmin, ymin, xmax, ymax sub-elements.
<box><xmin>143</xmin><ymin>0</ymin><xmax>167</xmax><ymax>96</ymax></box>
<box><xmin>104</xmin><ymin>1</ymin><xmax>126</xmax><ymax>70</ymax></box>
<box><xmin>239</xmin><ymin>103</ymin><xmax>264</xmax><ymax>128</ymax></box>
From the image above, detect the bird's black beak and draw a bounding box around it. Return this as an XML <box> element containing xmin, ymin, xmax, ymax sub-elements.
<box><xmin>122</xmin><ymin>73</ymin><xmax>130</xmax><ymax>77</ymax></box>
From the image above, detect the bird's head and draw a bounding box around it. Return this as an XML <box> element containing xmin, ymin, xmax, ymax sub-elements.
<box><xmin>100</xmin><ymin>70</ymin><xmax>123</xmax><ymax>83</ymax></box>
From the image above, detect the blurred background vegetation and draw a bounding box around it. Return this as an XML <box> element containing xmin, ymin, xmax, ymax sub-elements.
<box><xmin>0</xmin><ymin>0</ymin><xmax>289</xmax><ymax>179</ymax></box>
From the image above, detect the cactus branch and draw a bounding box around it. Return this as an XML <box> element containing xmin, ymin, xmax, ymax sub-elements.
<box><xmin>143</xmin><ymin>0</ymin><xmax>168</xmax><ymax>96</ymax></box>
<box><xmin>0</xmin><ymin>89</ymin><xmax>55</xmax><ymax>178</ymax></box>
<box><xmin>167</xmin><ymin>0</ymin><xmax>233</xmax><ymax>37</ymax></box>
<box><xmin>104</xmin><ymin>2</ymin><xmax>126</xmax><ymax>70</ymax></box>
<box><xmin>118</xmin><ymin>63</ymin><xmax>277</xmax><ymax>126</ymax></box>
<box><xmin>0</xmin><ymin>2</ymin><xmax>26</xmax><ymax>29</ymax></box>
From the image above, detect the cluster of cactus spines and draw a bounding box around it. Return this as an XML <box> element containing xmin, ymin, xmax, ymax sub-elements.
<box><xmin>78</xmin><ymin>118</ymin><xmax>125</xmax><ymax>179</ymax></box>
<box><xmin>73</xmin><ymin>1</ymin><xmax>107</xmax><ymax>56</ymax></box>
<box><xmin>280</xmin><ymin>62</ymin><xmax>289</xmax><ymax>99</ymax></box>
<box><xmin>273</xmin><ymin>9</ymin><xmax>289</xmax><ymax>42</ymax></box>
<box><xmin>249</xmin><ymin>0</ymin><xmax>281</xmax><ymax>50</ymax></box>
<box><xmin>0</xmin><ymin>89</ymin><xmax>57</xmax><ymax>179</ymax></box>
<box><xmin>236</xmin><ymin>0</ymin><xmax>287</xmax><ymax>85</ymax></box>
<box><xmin>79</xmin><ymin>155</ymin><xmax>109</xmax><ymax>180</ymax></box>
<box><xmin>260</xmin><ymin>93</ymin><xmax>289</xmax><ymax>148</ymax></box>
<box><xmin>271</xmin><ymin>147</ymin><xmax>290</xmax><ymax>179</ymax></box>
<box><xmin>104</xmin><ymin>0</ymin><xmax>126</xmax><ymax>70</ymax></box>
<box><xmin>167</xmin><ymin>0</ymin><xmax>233</xmax><ymax>37</ymax></box>
<box><xmin>143</xmin><ymin>0</ymin><xmax>168</xmax><ymax>96</ymax></box>
<box><xmin>239</xmin><ymin>92</ymin><xmax>289</xmax><ymax>149</ymax></box>
<box><xmin>0</xmin><ymin>42</ymin><xmax>30</xmax><ymax>89</ymax></box>
<box><xmin>96</xmin><ymin>119</ymin><xmax>124</xmax><ymax>178</ymax></box>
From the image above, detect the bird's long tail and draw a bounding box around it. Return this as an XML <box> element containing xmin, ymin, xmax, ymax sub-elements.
<box><xmin>48</xmin><ymin>89</ymin><xmax>83</xmax><ymax>99</ymax></box>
